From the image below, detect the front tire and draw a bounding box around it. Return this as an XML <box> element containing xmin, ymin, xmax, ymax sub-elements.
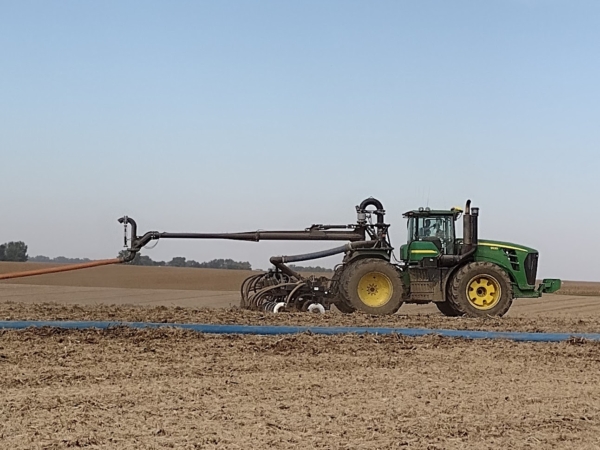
<box><xmin>447</xmin><ymin>262</ymin><xmax>513</xmax><ymax>317</ymax></box>
<box><xmin>342</xmin><ymin>258</ymin><xmax>404</xmax><ymax>315</ymax></box>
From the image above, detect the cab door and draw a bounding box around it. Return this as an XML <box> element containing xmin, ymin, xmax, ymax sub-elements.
<box><xmin>403</xmin><ymin>216</ymin><xmax>456</xmax><ymax>264</ymax></box>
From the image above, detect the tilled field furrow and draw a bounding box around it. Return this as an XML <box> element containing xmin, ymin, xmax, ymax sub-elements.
<box><xmin>0</xmin><ymin>263</ymin><xmax>599</xmax><ymax>449</ymax></box>
<box><xmin>3</xmin><ymin>301</ymin><xmax>600</xmax><ymax>334</ymax></box>
<box><xmin>1</xmin><ymin>329</ymin><xmax>600</xmax><ymax>449</ymax></box>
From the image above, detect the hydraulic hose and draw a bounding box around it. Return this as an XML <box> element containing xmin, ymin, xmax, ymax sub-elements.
<box><xmin>1</xmin><ymin>320</ymin><xmax>598</xmax><ymax>343</ymax></box>
<box><xmin>269</xmin><ymin>241</ymin><xmax>376</xmax><ymax>279</ymax></box>
<box><xmin>0</xmin><ymin>258</ymin><xmax>122</xmax><ymax>281</ymax></box>
<box><xmin>270</xmin><ymin>240</ymin><xmax>375</xmax><ymax>265</ymax></box>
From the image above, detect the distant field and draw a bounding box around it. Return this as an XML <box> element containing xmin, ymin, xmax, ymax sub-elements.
<box><xmin>556</xmin><ymin>281</ymin><xmax>600</xmax><ymax>296</ymax></box>
<box><xmin>1</xmin><ymin>261</ymin><xmax>598</xmax><ymax>295</ymax></box>
<box><xmin>0</xmin><ymin>261</ymin><xmax>252</xmax><ymax>291</ymax></box>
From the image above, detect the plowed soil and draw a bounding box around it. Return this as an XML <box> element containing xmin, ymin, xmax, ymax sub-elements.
<box><xmin>2</xmin><ymin>328</ymin><xmax>600</xmax><ymax>449</ymax></box>
<box><xmin>2</xmin><ymin>262</ymin><xmax>600</xmax><ymax>448</ymax></box>
<box><xmin>3</xmin><ymin>302</ymin><xmax>600</xmax><ymax>334</ymax></box>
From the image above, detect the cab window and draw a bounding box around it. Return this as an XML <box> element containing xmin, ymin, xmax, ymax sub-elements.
<box><xmin>408</xmin><ymin>216</ymin><xmax>456</xmax><ymax>254</ymax></box>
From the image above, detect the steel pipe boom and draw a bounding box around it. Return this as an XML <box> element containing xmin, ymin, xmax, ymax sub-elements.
<box><xmin>158</xmin><ymin>230</ymin><xmax>366</xmax><ymax>242</ymax></box>
<box><xmin>118</xmin><ymin>197</ymin><xmax>387</xmax><ymax>256</ymax></box>
<box><xmin>126</xmin><ymin>229</ymin><xmax>367</xmax><ymax>253</ymax></box>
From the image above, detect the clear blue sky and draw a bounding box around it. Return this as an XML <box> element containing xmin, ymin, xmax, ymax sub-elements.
<box><xmin>1</xmin><ymin>1</ymin><xmax>599</xmax><ymax>280</ymax></box>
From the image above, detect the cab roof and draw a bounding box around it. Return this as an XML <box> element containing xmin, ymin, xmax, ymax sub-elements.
<box><xmin>403</xmin><ymin>207</ymin><xmax>463</xmax><ymax>219</ymax></box>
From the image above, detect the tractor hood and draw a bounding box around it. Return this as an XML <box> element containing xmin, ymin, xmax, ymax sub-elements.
<box><xmin>474</xmin><ymin>239</ymin><xmax>539</xmax><ymax>291</ymax></box>
<box><xmin>476</xmin><ymin>240</ymin><xmax>537</xmax><ymax>255</ymax></box>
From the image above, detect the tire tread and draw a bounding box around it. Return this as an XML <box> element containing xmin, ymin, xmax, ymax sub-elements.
<box><xmin>447</xmin><ymin>261</ymin><xmax>513</xmax><ymax>317</ymax></box>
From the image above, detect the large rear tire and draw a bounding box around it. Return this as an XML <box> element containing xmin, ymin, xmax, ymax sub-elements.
<box><xmin>334</xmin><ymin>300</ymin><xmax>356</xmax><ymax>314</ymax></box>
<box><xmin>447</xmin><ymin>262</ymin><xmax>513</xmax><ymax>317</ymax></box>
<box><xmin>342</xmin><ymin>258</ymin><xmax>404</xmax><ymax>315</ymax></box>
<box><xmin>330</xmin><ymin>266</ymin><xmax>356</xmax><ymax>314</ymax></box>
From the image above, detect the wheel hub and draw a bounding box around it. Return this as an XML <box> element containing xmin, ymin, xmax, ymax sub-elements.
<box><xmin>357</xmin><ymin>272</ymin><xmax>393</xmax><ymax>307</ymax></box>
<box><xmin>366</xmin><ymin>283</ymin><xmax>378</xmax><ymax>294</ymax></box>
<box><xmin>466</xmin><ymin>275</ymin><xmax>501</xmax><ymax>310</ymax></box>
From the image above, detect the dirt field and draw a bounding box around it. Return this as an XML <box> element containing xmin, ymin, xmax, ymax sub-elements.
<box><xmin>2</xmin><ymin>262</ymin><xmax>600</xmax><ymax>449</ymax></box>
<box><xmin>2</xmin><ymin>328</ymin><xmax>600</xmax><ymax>449</ymax></box>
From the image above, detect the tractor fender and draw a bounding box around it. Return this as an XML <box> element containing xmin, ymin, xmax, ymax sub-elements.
<box><xmin>343</xmin><ymin>249</ymin><xmax>392</xmax><ymax>265</ymax></box>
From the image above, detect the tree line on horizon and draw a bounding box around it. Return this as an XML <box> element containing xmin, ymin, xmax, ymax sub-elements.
<box><xmin>30</xmin><ymin>255</ymin><xmax>92</xmax><ymax>264</ymax></box>
<box><xmin>0</xmin><ymin>241</ymin><xmax>253</xmax><ymax>270</ymax></box>
<box><xmin>116</xmin><ymin>252</ymin><xmax>332</xmax><ymax>272</ymax></box>
<box><xmin>0</xmin><ymin>241</ymin><xmax>28</xmax><ymax>262</ymax></box>
<box><xmin>0</xmin><ymin>241</ymin><xmax>333</xmax><ymax>272</ymax></box>
<box><xmin>117</xmin><ymin>251</ymin><xmax>252</xmax><ymax>270</ymax></box>
<box><xmin>288</xmin><ymin>264</ymin><xmax>333</xmax><ymax>273</ymax></box>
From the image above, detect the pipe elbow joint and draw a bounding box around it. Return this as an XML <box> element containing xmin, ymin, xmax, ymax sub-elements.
<box><xmin>270</xmin><ymin>256</ymin><xmax>284</xmax><ymax>265</ymax></box>
<box><xmin>358</xmin><ymin>197</ymin><xmax>385</xmax><ymax>212</ymax></box>
<box><xmin>357</xmin><ymin>198</ymin><xmax>386</xmax><ymax>225</ymax></box>
<box><xmin>119</xmin><ymin>250</ymin><xmax>138</xmax><ymax>263</ymax></box>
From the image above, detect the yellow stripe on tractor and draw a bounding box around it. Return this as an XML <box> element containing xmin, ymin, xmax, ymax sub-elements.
<box><xmin>478</xmin><ymin>242</ymin><xmax>528</xmax><ymax>253</ymax></box>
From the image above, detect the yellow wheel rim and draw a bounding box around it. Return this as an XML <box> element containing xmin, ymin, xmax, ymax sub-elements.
<box><xmin>466</xmin><ymin>275</ymin><xmax>501</xmax><ymax>310</ymax></box>
<box><xmin>357</xmin><ymin>272</ymin><xmax>393</xmax><ymax>307</ymax></box>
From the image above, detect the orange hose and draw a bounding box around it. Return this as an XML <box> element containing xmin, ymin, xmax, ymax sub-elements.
<box><xmin>0</xmin><ymin>258</ymin><xmax>122</xmax><ymax>281</ymax></box>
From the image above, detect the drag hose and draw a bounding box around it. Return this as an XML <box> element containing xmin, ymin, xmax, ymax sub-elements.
<box><xmin>0</xmin><ymin>321</ymin><xmax>598</xmax><ymax>343</ymax></box>
<box><xmin>0</xmin><ymin>258</ymin><xmax>123</xmax><ymax>281</ymax></box>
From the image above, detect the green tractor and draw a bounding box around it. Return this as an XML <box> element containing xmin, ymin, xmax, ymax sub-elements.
<box><xmin>335</xmin><ymin>199</ymin><xmax>561</xmax><ymax>317</ymax></box>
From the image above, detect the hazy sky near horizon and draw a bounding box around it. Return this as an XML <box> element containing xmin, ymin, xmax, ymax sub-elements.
<box><xmin>1</xmin><ymin>1</ymin><xmax>599</xmax><ymax>281</ymax></box>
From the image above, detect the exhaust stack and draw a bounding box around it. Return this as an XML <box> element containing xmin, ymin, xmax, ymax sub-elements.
<box><xmin>462</xmin><ymin>200</ymin><xmax>479</xmax><ymax>254</ymax></box>
<box><xmin>471</xmin><ymin>207</ymin><xmax>479</xmax><ymax>246</ymax></box>
<box><xmin>463</xmin><ymin>200</ymin><xmax>472</xmax><ymax>252</ymax></box>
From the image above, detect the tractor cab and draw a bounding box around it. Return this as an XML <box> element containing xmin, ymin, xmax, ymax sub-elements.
<box><xmin>400</xmin><ymin>207</ymin><xmax>463</xmax><ymax>262</ymax></box>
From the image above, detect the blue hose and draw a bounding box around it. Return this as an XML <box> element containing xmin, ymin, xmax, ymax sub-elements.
<box><xmin>0</xmin><ymin>320</ymin><xmax>599</xmax><ymax>342</ymax></box>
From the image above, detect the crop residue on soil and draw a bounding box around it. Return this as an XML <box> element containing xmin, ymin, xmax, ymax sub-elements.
<box><xmin>4</xmin><ymin>301</ymin><xmax>600</xmax><ymax>334</ymax></box>
<box><xmin>2</xmin><ymin>270</ymin><xmax>600</xmax><ymax>450</ymax></box>
<box><xmin>1</xmin><ymin>327</ymin><xmax>600</xmax><ymax>449</ymax></box>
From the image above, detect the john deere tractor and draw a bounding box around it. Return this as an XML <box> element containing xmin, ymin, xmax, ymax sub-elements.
<box><xmin>119</xmin><ymin>197</ymin><xmax>560</xmax><ymax>317</ymax></box>
<box><xmin>334</xmin><ymin>199</ymin><xmax>561</xmax><ymax>317</ymax></box>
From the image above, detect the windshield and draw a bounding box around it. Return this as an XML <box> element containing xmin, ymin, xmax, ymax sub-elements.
<box><xmin>417</xmin><ymin>217</ymin><xmax>453</xmax><ymax>240</ymax></box>
<box><xmin>408</xmin><ymin>216</ymin><xmax>456</xmax><ymax>254</ymax></box>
